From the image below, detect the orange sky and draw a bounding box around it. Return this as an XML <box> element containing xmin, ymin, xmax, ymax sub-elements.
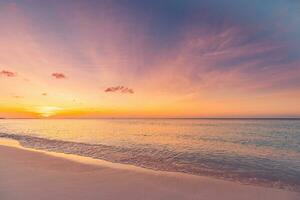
<box><xmin>1</xmin><ymin>1</ymin><xmax>300</xmax><ymax>118</ymax></box>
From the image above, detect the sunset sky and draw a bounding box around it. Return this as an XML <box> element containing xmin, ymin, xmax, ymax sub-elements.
<box><xmin>1</xmin><ymin>0</ymin><xmax>300</xmax><ymax>118</ymax></box>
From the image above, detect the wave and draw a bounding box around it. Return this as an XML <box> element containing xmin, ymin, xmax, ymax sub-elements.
<box><xmin>0</xmin><ymin>132</ymin><xmax>299</xmax><ymax>192</ymax></box>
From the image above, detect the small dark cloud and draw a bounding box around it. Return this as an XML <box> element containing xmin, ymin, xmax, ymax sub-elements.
<box><xmin>0</xmin><ymin>70</ymin><xmax>17</xmax><ymax>77</ymax></box>
<box><xmin>104</xmin><ymin>86</ymin><xmax>134</xmax><ymax>94</ymax></box>
<box><xmin>42</xmin><ymin>93</ymin><xmax>47</xmax><ymax>96</ymax></box>
<box><xmin>52</xmin><ymin>73</ymin><xmax>66</xmax><ymax>79</ymax></box>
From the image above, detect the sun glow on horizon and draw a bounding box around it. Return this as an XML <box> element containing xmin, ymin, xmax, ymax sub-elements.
<box><xmin>35</xmin><ymin>106</ymin><xmax>62</xmax><ymax>118</ymax></box>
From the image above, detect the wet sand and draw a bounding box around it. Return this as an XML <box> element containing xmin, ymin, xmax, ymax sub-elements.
<box><xmin>0</xmin><ymin>140</ymin><xmax>299</xmax><ymax>200</ymax></box>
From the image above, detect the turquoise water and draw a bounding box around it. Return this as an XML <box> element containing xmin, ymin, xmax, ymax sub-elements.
<box><xmin>0</xmin><ymin>119</ymin><xmax>299</xmax><ymax>190</ymax></box>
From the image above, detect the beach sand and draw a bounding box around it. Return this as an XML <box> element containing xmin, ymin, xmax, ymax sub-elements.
<box><xmin>0</xmin><ymin>140</ymin><xmax>299</xmax><ymax>200</ymax></box>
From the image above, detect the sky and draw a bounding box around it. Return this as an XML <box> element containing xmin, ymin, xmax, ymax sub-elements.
<box><xmin>0</xmin><ymin>0</ymin><xmax>300</xmax><ymax>118</ymax></box>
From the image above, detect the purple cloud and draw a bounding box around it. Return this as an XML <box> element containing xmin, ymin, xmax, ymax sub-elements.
<box><xmin>104</xmin><ymin>86</ymin><xmax>134</xmax><ymax>94</ymax></box>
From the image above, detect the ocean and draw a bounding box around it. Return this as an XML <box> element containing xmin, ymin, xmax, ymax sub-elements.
<box><xmin>0</xmin><ymin>119</ymin><xmax>299</xmax><ymax>191</ymax></box>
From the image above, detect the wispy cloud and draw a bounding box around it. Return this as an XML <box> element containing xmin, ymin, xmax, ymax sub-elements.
<box><xmin>0</xmin><ymin>70</ymin><xmax>17</xmax><ymax>77</ymax></box>
<box><xmin>52</xmin><ymin>73</ymin><xmax>66</xmax><ymax>79</ymax></box>
<box><xmin>12</xmin><ymin>95</ymin><xmax>23</xmax><ymax>98</ymax></box>
<box><xmin>105</xmin><ymin>86</ymin><xmax>134</xmax><ymax>94</ymax></box>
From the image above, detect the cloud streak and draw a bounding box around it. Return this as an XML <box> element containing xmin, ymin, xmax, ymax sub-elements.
<box><xmin>12</xmin><ymin>95</ymin><xmax>23</xmax><ymax>98</ymax></box>
<box><xmin>105</xmin><ymin>86</ymin><xmax>134</xmax><ymax>94</ymax></box>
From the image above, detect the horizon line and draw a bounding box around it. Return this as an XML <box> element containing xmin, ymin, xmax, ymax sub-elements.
<box><xmin>1</xmin><ymin>117</ymin><xmax>300</xmax><ymax>120</ymax></box>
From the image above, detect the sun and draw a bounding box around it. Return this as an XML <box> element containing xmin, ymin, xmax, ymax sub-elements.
<box><xmin>36</xmin><ymin>106</ymin><xmax>62</xmax><ymax>118</ymax></box>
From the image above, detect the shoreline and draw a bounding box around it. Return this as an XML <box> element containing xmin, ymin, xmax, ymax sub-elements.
<box><xmin>1</xmin><ymin>133</ymin><xmax>299</xmax><ymax>191</ymax></box>
<box><xmin>0</xmin><ymin>139</ymin><xmax>299</xmax><ymax>200</ymax></box>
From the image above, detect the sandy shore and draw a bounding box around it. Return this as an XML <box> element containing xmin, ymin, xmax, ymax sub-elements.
<box><xmin>0</xmin><ymin>140</ymin><xmax>299</xmax><ymax>200</ymax></box>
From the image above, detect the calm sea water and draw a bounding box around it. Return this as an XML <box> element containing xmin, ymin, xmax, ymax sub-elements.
<box><xmin>0</xmin><ymin>119</ymin><xmax>300</xmax><ymax>190</ymax></box>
